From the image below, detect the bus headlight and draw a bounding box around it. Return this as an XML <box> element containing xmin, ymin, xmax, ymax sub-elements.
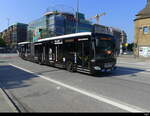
<box><xmin>94</xmin><ymin>66</ymin><xmax>101</xmax><ymax>70</ymax></box>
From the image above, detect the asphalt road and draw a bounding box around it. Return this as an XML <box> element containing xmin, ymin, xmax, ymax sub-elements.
<box><xmin>0</xmin><ymin>54</ymin><xmax>150</xmax><ymax>112</ymax></box>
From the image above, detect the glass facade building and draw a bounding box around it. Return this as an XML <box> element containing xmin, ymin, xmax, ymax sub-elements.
<box><xmin>28</xmin><ymin>11</ymin><xmax>92</xmax><ymax>42</ymax></box>
<box><xmin>28</xmin><ymin>17</ymin><xmax>47</xmax><ymax>42</ymax></box>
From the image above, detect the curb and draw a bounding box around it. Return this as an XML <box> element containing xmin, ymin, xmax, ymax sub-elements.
<box><xmin>0</xmin><ymin>82</ymin><xmax>28</xmax><ymax>113</ymax></box>
<box><xmin>0</xmin><ymin>84</ymin><xmax>18</xmax><ymax>112</ymax></box>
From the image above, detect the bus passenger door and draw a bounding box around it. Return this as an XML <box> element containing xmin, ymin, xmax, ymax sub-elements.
<box><xmin>77</xmin><ymin>38</ymin><xmax>90</xmax><ymax>69</ymax></box>
<box><xmin>77</xmin><ymin>41</ymin><xmax>82</xmax><ymax>67</ymax></box>
<box><xmin>48</xmin><ymin>43</ymin><xmax>56</xmax><ymax>63</ymax></box>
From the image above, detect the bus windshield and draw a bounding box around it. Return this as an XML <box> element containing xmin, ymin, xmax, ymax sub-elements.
<box><xmin>95</xmin><ymin>35</ymin><xmax>115</xmax><ymax>59</ymax></box>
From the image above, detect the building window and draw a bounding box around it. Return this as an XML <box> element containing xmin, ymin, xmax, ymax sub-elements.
<box><xmin>143</xmin><ymin>26</ymin><xmax>149</xmax><ymax>34</ymax></box>
<box><xmin>139</xmin><ymin>27</ymin><xmax>143</xmax><ymax>32</ymax></box>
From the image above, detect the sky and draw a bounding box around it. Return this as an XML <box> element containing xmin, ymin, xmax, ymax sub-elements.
<box><xmin>0</xmin><ymin>0</ymin><xmax>147</xmax><ymax>43</ymax></box>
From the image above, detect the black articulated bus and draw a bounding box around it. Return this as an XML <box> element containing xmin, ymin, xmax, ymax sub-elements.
<box><xmin>18</xmin><ymin>42</ymin><xmax>31</xmax><ymax>60</ymax></box>
<box><xmin>18</xmin><ymin>32</ymin><xmax>117</xmax><ymax>75</ymax></box>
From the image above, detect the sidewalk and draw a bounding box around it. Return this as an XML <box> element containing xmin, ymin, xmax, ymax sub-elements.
<box><xmin>119</xmin><ymin>54</ymin><xmax>150</xmax><ymax>62</ymax></box>
<box><xmin>118</xmin><ymin>54</ymin><xmax>150</xmax><ymax>67</ymax></box>
<box><xmin>0</xmin><ymin>88</ymin><xmax>15</xmax><ymax>112</ymax></box>
<box><xmin>0</xmin><ymin>53</ymin><xmax>18</xmax><ymax>58</ymax></box>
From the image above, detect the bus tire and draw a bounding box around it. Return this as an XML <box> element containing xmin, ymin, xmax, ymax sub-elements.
<box><xmin>91</xmin><ymin>69</ymin><xmax>98</xmax><ymax>76</ymax></box>
<box><xmin>38</xmin><ymin>60</ymin><xmax>43</xmax><ymax>65</ymax></box>
<box><xmin>66</xmin><ymin>62</ymin><xmax>74</xmax><ymax>72</ymax></box>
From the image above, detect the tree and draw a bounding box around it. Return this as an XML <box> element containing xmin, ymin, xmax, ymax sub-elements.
<box><xmin>0</xmin><ymin>37</ymin><xmax>6</xmax><ymax>47</ymax></box>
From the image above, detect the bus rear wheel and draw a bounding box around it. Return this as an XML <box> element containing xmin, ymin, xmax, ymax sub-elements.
<box><xmin>38</xmin><ymin>59</ymin><xmax>43</xmax><ymax>65</ymax></box>
<box><xmin>66</xmin><ymin>62</ymin><xmax>74</xmax><ymax>72</ymax></box>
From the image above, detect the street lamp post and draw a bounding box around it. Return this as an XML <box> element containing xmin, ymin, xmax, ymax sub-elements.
<box><xmin>76</xmin><ymin>0</ymin><xmax>79</xmax><ymax>33</ymax></box>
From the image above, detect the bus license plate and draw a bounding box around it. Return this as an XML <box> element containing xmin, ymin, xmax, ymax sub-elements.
<box><xmin>104</xmin><ymin>63</ymin><xmax>113</xmax><ymax>68</ymax></box>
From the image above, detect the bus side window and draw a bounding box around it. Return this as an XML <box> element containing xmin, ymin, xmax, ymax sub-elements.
<box><xmin>82</xmin><ymin>39</ymin><xmax>90</xmax><ymax>67</ymax></box>
<box><xmin>49</xmin><ymin>48</ymin><xmax>53</xmax><ymax>60</ymax></box>
<box><xmin>84</xmin><ymin>40</ymin><xmax>90</xmax><ymax>56</ymax></box>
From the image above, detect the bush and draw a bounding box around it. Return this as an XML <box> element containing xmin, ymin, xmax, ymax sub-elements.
<box><xmin>0</xmin><ymin>37</ymin><xmax>6</xmax><ymax>47</ymax></box>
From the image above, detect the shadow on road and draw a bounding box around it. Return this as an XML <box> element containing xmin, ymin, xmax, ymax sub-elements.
<box><xmin>0</xmin><ymin>65</ymin><xmax>146</xmax><ymax>90</ymax></box>
<box><xmin>0</xmin><ymin>65</ymin><xmax>39</xmax><ymax>90</ymax></box>
<box><xmin>92</xmin><ymin>66</ymin><xmax>145</xmax><ymax>78</ymax></box>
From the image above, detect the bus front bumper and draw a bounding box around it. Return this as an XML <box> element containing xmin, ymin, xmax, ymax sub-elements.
<box><xmin>93</xmin><ymin>65</ymin><xmax>117</xmax><ymax>72</ymax></box>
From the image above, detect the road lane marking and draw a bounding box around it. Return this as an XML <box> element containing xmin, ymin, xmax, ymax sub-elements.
<box><xmin>9</xmin><ymin>63</ymin><xmax>149</xmax><ymax>113</ymax></box>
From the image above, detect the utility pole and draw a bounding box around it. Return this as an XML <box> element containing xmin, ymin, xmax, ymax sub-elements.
<box><xmin>76</xmin><ymin>0</ymin><xmax>79</xmax><ymax>33</ymax></box>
